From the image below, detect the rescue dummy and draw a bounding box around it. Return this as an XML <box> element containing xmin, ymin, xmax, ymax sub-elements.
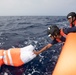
<box><xmin>0</xmin><ymin>45</ymin><xmax>42</xmax><ymax>67</ymax></box>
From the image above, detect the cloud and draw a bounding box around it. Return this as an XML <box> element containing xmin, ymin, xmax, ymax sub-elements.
<box><xmin>0</xmin><ymin>0</ymin><xmax>76</xmax><ymax>16</ymax></box>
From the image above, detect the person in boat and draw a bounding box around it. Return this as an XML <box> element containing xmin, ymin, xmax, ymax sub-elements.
<box><xmin>36</xmin><ymin>25</ymin><xmax>76</xmax><ymax>54</ymax></box>
<box><xmin>67</xmin><ymin>12</ymin><xmax>76</xmax><ymax>27</ymax></box>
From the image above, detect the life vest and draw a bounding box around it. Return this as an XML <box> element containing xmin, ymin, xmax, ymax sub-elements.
<box><xmin>0</xmin><ymin>50</ymin><xmax>4</xmax><ymax>66</ymax></box>
<box><xmin>2</xmin><ymin>45</ymin><xmax>36</xmax><ymax>67</ymax></box>
<box><xmin>70</xmin><ymin>20</ymin><xmax>76</xmax><ymax>27</ymax></box>
<box><xmin>56</xmin><ymin>29</ymin><xmax>66</xmax><ymax>42</ymax></box>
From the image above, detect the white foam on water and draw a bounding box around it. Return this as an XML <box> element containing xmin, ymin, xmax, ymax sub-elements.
<box><xmin>4</xmin><ymin>72</ymin><xmax>8</xmax><ymax>75</ymax></box>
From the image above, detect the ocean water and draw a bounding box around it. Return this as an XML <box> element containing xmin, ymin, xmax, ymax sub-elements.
<box><xmin>0</xmin><ymin>16</ymin><xmax>69</xmax><ymax>75</ymax></box>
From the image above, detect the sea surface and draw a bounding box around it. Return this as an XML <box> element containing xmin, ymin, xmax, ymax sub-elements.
<box><xmin>0</xmin><ymin>16</ymin><xmax>69</xmax><ymax>75</ymax></box>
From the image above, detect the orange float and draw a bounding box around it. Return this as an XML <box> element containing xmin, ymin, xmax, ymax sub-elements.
<box><xmin>52</xmin><ymin>33</ymin><xmax>76</xmax><ymax>75</ymax></box>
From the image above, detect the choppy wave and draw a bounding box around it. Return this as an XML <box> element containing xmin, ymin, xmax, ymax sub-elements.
<box><xmin>0</xmin><ymin>16</ymin><xmax>68</xmax><ymax>75</ymax></box>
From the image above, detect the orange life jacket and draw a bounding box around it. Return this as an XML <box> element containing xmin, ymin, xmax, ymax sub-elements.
<box><xmin>70</xmin><ymin>20</ymin><xmax>76</xmax><ymax>27</ymax></box>
<box><xmin>56</xmin><ymin>29</ymin><xmax>66</xmax><ymax>42</ymax></box>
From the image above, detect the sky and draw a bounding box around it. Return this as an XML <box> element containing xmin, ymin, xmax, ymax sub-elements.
<box><xmin>0</xmin><ymin>0</ymin><xmax>76</xmax><ymax>16</ymax></box>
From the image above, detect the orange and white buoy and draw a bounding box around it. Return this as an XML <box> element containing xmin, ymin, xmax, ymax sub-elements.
<box><xmin>52</xmin><ymin>33</ymin><xmax>76</xmax><ymax>75</ymax></box>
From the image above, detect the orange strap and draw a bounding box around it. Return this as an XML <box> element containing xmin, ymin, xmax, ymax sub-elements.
<box><xmin>56</xmin><ymin>38</ymin><xmax>62</xmax><ymax>42</ymax></box>
<box><xmin>56</xmin><ymin>29</ymin><xmax>66</xmax><ymax>42</ymax></box>
<box><xmin>60</xmin><ymin>29</ymin><xmax>66</xmax><ymax>38</ymax></box>
<box><xmin>70</xmin><ymin>20</ymin><xmax>76</xmax><ymax>27</ymax></box>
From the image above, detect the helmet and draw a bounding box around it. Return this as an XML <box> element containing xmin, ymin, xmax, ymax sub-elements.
<box><xmin>47</xmin><ymin>25</ymin><xmax>60</xmax><ymax>37</ymax></box>
<box><xmin>67</xmin><ymin>12</ymin><xmax>76</xmax><ymax>19</ymax></box>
